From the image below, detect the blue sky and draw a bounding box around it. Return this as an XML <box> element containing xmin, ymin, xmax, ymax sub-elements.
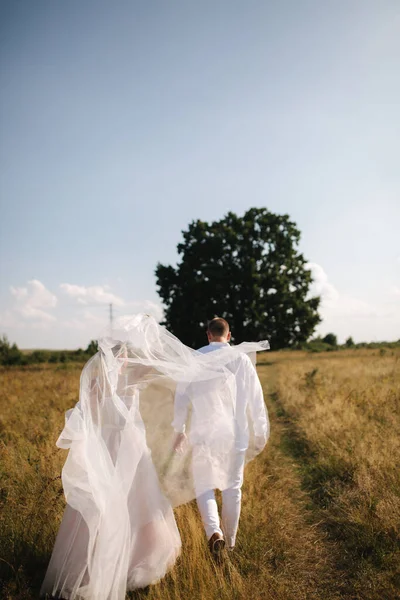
<box><xmin>1</xmin><ymin>0</ymin><xmax>399</xmax><ymax>348</ymax></box>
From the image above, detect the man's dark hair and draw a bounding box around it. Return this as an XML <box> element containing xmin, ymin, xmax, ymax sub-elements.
<box><xmin>207</xmin><ymin>317</ymin><xmax>230</xmax><ymax>337</ymax></box>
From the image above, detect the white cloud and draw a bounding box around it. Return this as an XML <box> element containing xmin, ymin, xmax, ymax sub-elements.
<box><xmin>60</xmin><ymin>318</ymin><xmax>87</xmax><ymax>330</ymax></box>
<box><xmin>128</xmin><ymin>300</ymin><xmax>164</xmax><ymax>323</ymax></box>
<box><xmin>63</xmin><ymin>303</ymin><xmax>164</xmax><ymax>330</ymax></box>
<box><xmin>59</xmin><ymin>283</ymin><xmax>163</xmax><ymax>320</ymax></box>
<box><xmin>0</xmin><ymin>310</ymin><xmax>20</xmax><ymax>329</ymax></box>
<box><xmin>392</xmin><ymin>286</ymin><xmax>400</xmax><ymax>298</ymax></box>
<box><xmin>57</xmin><ymin>296</ymin><xmax>163</xmax><ymax>346</ymax></box>
<box><xmin>60</xmin><ymin>283</ymin><xmax>125</xmax><ymax>306</ymax></box>
<box><xmin>59</xmin><ymin>310</ymin><xmax>107</xmax><ymax>337</ymax></box>
<box><xmin>306</xmin><ymin>263</ymin><xmax>380</xmax><ymax>317</ymax></box>
<box><xmin>305</xmin><ymin>263</ymin><xmax>400</xmax><ymax>342</ymax></box>
<box><xmin>10</xmin><ymin>279</ymin><xmax>57</xmax><ymax>322</ymax></box>
<box><xmin>1</xmin><ymin>279</ymin><xmax>165</xmax><ymax>347</ymax></box>
<box><xmin>306</xmin><ymin>262</ymin><xmax>339</xmax><ymax>305</ymax></box>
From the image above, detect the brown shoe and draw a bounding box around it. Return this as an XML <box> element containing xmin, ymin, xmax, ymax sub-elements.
<box><xmin>208</xmin><ymin>532</ymin><xmax>225</xmax><ymax>555</ymax></box>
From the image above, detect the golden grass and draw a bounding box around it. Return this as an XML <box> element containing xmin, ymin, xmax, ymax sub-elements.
<box><xmin>270</xmin><ymin>348</ymin><xmax>400</xmax><ymax>599</ymax></box>
<box><xmin>1</xmin><ymin>350</ymin><xmax>399</xmax><ymax>599</ymax></box>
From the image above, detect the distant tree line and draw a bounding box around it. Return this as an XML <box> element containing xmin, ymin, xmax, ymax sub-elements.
<box><xmin>1</xmin><ymin>331</ymin><xmax>399</xmax><ymax>367</ymax></box>
<box><xmin>0</xmin><ymin>335</ymin><xmax>98</xmax><ymax>366</ymax></box>
<box><xmin>298</xmin><ymin>333</ymin><xmax>400</xmax><ymax>353</ymax></box>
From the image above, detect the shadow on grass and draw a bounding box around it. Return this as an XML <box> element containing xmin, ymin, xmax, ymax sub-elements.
<box><xmin>256</xmin><ymin>360</ymin><xmax>274</xmax><ymax>367</ymax></box>
<box><xmin>0</xmin><ymin>542</ymin><xmax>49</xmax><ymax>600</ymax></box>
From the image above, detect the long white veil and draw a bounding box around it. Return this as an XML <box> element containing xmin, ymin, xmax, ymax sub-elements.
<box><xmin>41</xmin><ymin>314</ymin><xmax>269</xmax><ymax>600</ymax></box>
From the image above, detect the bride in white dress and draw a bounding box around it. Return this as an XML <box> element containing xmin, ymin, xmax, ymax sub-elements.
<box><xmin>41</xmin><ymin>314</ymin><xmax>269</xmax><ymax>599</ymax></box>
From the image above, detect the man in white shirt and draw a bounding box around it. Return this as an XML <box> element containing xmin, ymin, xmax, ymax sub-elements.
<box><xmin>173</xmin><ymin>317</ymin><xmax>269</xmax><ymax>555</ymax></box>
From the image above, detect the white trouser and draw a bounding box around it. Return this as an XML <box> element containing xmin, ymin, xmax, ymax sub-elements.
<box><xmin>195</xmin><ymin>450</ymin><xmax>246</xmax><ymax>548</ymax></box>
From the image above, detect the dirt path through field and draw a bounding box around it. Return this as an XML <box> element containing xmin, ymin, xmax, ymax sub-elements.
<box><xmin>230</xmin><ymin>364</ymin><xmax>346</xmax><ymax>600</ymax></box>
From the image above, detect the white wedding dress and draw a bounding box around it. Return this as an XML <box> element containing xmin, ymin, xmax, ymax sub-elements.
<box><xmin>41</xmin><ymin>314</ymin><xmax>269</xmax><ymax>599</ymax></box>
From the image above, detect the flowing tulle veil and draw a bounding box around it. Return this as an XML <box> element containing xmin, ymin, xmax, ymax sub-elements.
<box><xmin>41</xmin><ymin>314</ymin><xmax>269</xmax><ymax>599</ymax></box>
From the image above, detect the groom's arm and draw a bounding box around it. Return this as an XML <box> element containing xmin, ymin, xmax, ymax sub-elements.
<box><xmin>171</xmin><ymin>382</ymin><xmax>191</xmax><ymax>452</ymax></box>
<box><xmin>172</xmin><ymin>381</ymin><xmax>191</xmax><ymax>433</ymax></box>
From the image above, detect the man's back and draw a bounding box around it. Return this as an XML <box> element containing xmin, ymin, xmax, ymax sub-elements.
<box><xmin>197</xmin><ymin>341</ymin><xmax>268</xmax><ymax>451</ymax></box>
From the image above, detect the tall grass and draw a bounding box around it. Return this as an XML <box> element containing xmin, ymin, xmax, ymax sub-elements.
<box><xmin>1</xmin><ymin>350</ymin><xmax>399</xmax><ymax>599</ymax></box>
<box><xmin>271</xmin><ymin>349</ymin><xmax>400</xmax><ymax>599</ymax></box>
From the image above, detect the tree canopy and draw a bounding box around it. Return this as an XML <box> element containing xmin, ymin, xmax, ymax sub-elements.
<box><xmin>323</xmin><ymin>333</ymin><xmax>338</xmax><ymax>347</ymax></box>
<box><xmin>155</xmin><ymin>208</ymin><xmax>321</xmax><ymax>349</ymax></box>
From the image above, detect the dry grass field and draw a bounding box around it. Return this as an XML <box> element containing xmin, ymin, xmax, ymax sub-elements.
<box><xmin>1</xmin><ymin>349</ymin><xmax>399</xmax><ymax>599</ymax></box>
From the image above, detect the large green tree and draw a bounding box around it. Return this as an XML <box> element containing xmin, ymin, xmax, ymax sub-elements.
<box><xmin>155</xmin><ymin>208</ymin><xmax>321</xmax><ymax>349</ymax></box>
